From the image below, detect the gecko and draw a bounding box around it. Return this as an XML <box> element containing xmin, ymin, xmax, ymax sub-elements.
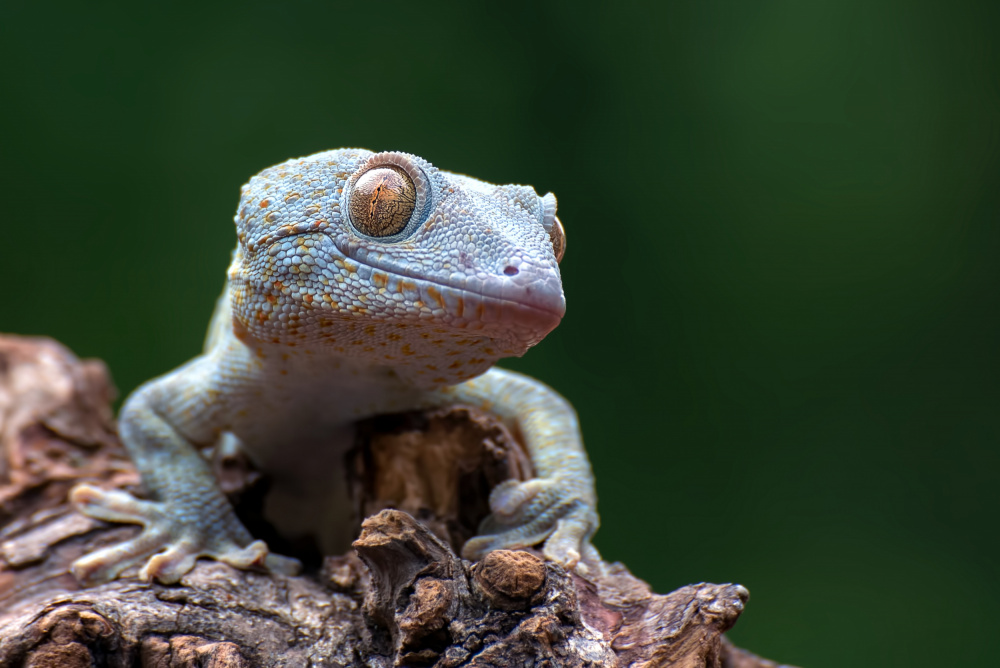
<box><xmin>70</xmin><ymin>148</ymin><xmax>598</xmax><ymax>584</ymax></box>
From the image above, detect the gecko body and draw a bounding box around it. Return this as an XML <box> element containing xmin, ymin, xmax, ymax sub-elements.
<box><xmin>71</xmin><ymin>149</ymin><xmax>598</xmax><ymax>584</ymax></box>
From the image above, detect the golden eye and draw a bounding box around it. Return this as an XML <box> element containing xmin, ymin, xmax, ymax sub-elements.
<box><xmin>549</xmin><ymin>215</ymin><xmax>566</xmax><ymax>263</ymax></box>
<box><xmin>348</xmin><ymin>166</ymin><xmax>417</xmax><ymax>237</ymax></box>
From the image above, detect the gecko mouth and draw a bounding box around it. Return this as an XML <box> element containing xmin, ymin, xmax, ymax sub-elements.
<box><xmin>334</xmin><ymin>239</ymin><xmax>566</xmax><ymax>344</ymax></box>
<box><xmin>355</xmin><ymin>258</ymin><xmax>564</xmax><ymax>346</ymax></box>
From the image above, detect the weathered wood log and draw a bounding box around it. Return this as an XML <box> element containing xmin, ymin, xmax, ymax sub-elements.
<box><xmin>0</xmin><ymin>335</ymin><xmax>795</xmax><ymax>667</ymax></box>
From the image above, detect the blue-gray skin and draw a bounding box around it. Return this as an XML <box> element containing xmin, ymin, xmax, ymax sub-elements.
<box><xmin>70</xmin><ymin>149</ymin><xmax>598</xmax><ymax>584</ymax></box>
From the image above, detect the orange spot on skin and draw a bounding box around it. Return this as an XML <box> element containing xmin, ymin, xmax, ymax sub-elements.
<box><xmin>364</xmin><ymin>325</ymin><xmax>376</xmax><ymax>336</ymax></box>
<box><xmin>400</xmin><ymin>280</ymin><xmax>416</xmax><ymax>292</ymax></box>
<box><xmin>448</xmin><ymin>361</ymin><xmax>463</xmax><ymax>369</ymax></box>
<box><xmin>373</xmin><ymin>273</ymin><xmax>388</xmax><ymax>289</ymax></box>
<box><xmin>387</xmin><ymin>333</ymin><xmax>401</xmax><ymax>341</ymax></box>
<box><xmin>266</xmin><ymin>295</ymin><xmax>277</xmax><ymax>304</ymax></box>
<box><xmin>260</xmin><ymin>199</ymin><xmax>271</xmax><ymax>208</ymax></box>
<box><xmin>402</xmin><ymin>344</ymin><xmax>414</xmax><ymax>355</ymax></box>
<box><xmin>304</xmin><ymin>294</ymin><xmax>313</xmax><ymax>303</ymax></box>
<box><xmin>425</xmin><ymin>286</ymin><xmax>443</xmax><ymax>307</ymax></box>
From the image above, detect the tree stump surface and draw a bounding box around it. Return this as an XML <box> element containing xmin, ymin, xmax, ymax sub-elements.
<box><xmin>0</xmin><ymin>334</ymin><xmax>796</xmax><ymax>667</ymax></box>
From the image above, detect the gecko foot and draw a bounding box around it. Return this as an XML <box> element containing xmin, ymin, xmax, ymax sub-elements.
<box><xmin>461</xmin><ymin>478</ymin><xmax>598</xmax><ymax>570</ymax></box>
<box><xmin>69</xmin><ymin>484</ymin><xmax>301</xmax><ymax>585</ymax></box>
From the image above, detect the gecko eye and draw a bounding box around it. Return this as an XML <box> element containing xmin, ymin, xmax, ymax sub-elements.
<box><xmin>540</xmin><ymin>193</ymin><xmax>565</xmax><ymax>263</ymax></box>
<box><xmin>347</xmin><ymin>166</ymin><xmax>416</xmax><ymax>237</ymax></box>
<box><xmin>345</xmin><ymin>152</ymin><xmax>434</xmax><ymax>241</ymax></box>
<box><xmin>549</xmin><ymin>215</ymin><xmax>566</xmax><ymax>263</ymax></box>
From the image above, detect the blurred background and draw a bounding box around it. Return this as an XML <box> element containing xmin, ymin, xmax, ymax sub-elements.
<box><xmin>2</xmin><ymin>1</ymin><xmax>997</xmax><ymax>664</ymax></box>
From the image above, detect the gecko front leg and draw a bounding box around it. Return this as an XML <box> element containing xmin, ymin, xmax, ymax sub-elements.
<box><xmin>434</xmin><ymin>367</ymin><xmax>599</xmax><ymax>569</ymax></box>
<box><xmin>70</xmin><ymin>359</ymin><xmax>299</xmax><ymax>584</ymax></box>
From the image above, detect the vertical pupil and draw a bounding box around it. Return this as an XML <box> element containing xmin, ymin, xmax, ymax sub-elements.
<box><xmin>368</xmin><ymin>181</ymin><xmax>384</xmax><ymax>217</ymax></box>
<box><xmin>349</xmin><ymin>166</ymin><xmax>417</xmax><ymax>237</ymax></box>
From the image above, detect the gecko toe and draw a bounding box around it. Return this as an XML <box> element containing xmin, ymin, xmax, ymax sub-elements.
<box><xmin>70</xmin><ymin>484</ymin><xmax>159</xmax><ymax>525</ymax></box>
<box><xmin>264</xmin><ymin>552</ymin><xmax>303</xmax><ymax>576</ymax></box>
<box><xmin>140</xmin><ymin>543</ymin><xmax>200</xmax><ymax>584</ymax></box>
<box><xmin>71</xmin><ymin>530</ymin><xmax>168</xmax><ymax>585</ymax></box>
<box><xmin>215</xmin><ymin>540</ymin><xmax>270</xmax><ymax>570</ymax></box>
<box><xmin>540</xmin><ymin>508</ymin><xmax>597</xmax><ymax>569</ymax></box>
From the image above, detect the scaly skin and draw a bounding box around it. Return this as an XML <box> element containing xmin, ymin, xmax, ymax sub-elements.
<box><xmin>70</xmin><ymin>148</ymin><xmax>598</xmax><ymax>584</ymax></box>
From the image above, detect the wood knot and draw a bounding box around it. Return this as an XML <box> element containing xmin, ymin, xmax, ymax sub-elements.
<box><xmin>473</xmin><ymin>550</ymin><xmax>546</xmax><ymax>610</ymax></box>
<box><xmin>400</xmin><ymin>578</ymin><xmax>453</xmax><ymax>637</ymax></box>
<box><xmin>24</xmin><ymin>607</ymin><xmax>114</xmax><ymax>668</ymax></box>
<box><xmin>397</xmin><ymin>578</ymin><xmax>454</xmax><ymax>664</ymax></box>
<box><xmin>141</xmin><ymin>635</ymin><xmax>248</xmax><ymax>667</ymax></box>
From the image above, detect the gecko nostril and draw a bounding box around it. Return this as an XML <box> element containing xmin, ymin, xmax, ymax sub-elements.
<box><xmin>503</xmin><ymin>266</ymin><xmax>519</xmax><ymax>276</ymax></box>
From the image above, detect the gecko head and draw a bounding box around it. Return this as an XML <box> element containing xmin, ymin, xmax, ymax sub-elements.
<box><xmin>229</xmin><ymin>149</ymin><xmax>566</xmax><ymax>385</ymax></box>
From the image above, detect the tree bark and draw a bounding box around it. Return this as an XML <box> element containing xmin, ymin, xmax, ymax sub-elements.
<box><xmin>0</xmin><ymin>335</ymin><xmax>796</xmax><ymax>667</ymax></box>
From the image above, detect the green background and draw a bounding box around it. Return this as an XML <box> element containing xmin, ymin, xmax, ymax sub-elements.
<box><xmin>2</xmin><ymin>1</ymin><xmax>997</xmax><ymax>664</ymax></box>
